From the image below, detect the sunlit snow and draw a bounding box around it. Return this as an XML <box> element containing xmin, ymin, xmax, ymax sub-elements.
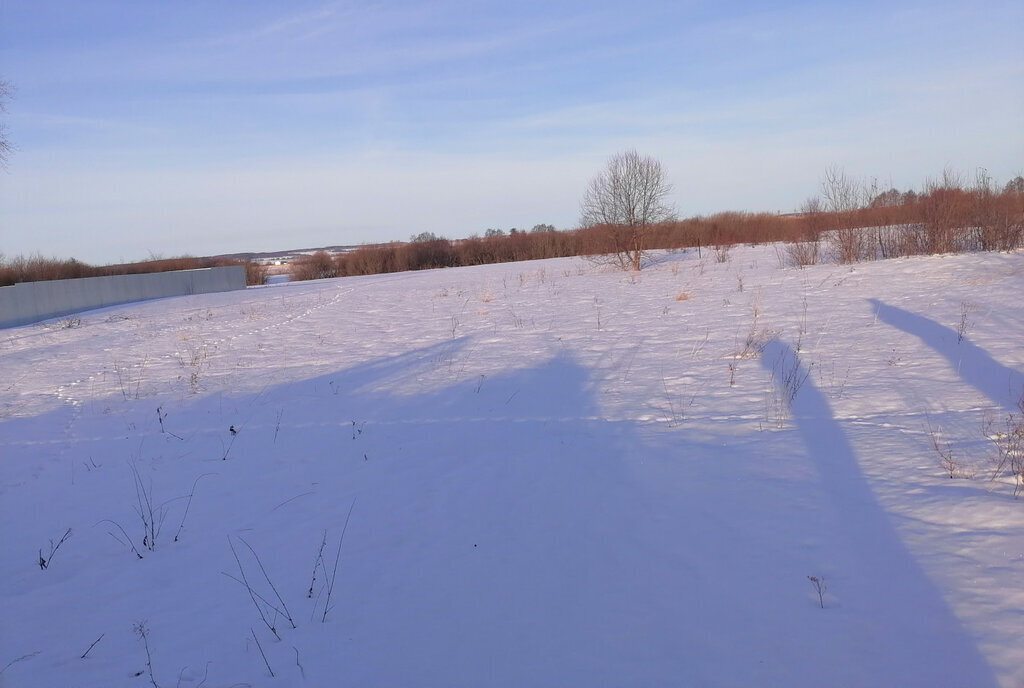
<box><xmin>2</xmin><ymin>246</ymin><xmax>1022</xmax><ymax>687</ymax></box>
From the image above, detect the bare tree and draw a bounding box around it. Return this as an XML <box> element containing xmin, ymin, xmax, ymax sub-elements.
<box><xmin>0</xmin><ymin>80</ymin><xmax>12</xmax><ymax>168</ymax></box>
<box><xmin>818</xmin><ymin>165</ymin><xmax>870</xmax><ymax>262</ymax></box>
<box><xmin>820</xmin><ymin>165</ymin><xmax>864</xmax><ymax>214</ymax></box>
<box><xmin>580</xmin><ymin>150</ymin><xmax>675</xmax><ymax>270</ymax></box>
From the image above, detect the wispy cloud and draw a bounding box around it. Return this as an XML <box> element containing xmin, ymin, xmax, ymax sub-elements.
<box><xmin>205</xmin><ymin>3</ymin><xmax>344</xmax><ymax>46</ymax></box>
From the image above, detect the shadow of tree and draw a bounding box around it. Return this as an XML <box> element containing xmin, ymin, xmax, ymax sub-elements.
<box><xmin>870</xmin><ymin>298</ymin><xmax>1024</xmax><ymax>412</ymax></box>
<box><xmin>0</xmin><ymin>337</ymin><xmax>1003</xmax><ymax>687</ymax></box>
<box><xmin>761</xmin><ymin>338</ymin><xmax>996</xmax><ymax>688</ymax></box>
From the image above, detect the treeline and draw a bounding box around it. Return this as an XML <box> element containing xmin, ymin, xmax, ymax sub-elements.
<box><xmin>292</xmin><ymin>169</ymin><xmax>1023</xmax><ymax>279</ymax></box>
<box><xmin>5</xmin><ymin>168</ymin><xmax>1022</xmax><ymax>287</ymax></box>
<box><xmin>293</xmin><ymin>216</ymin><xmax>802</xmax><ymax>280</ymax></box>
<box><xmin>291</xmin><ymin>227</ymin><xmax>583</xmax><ymax>280</ymax></box>
<box><xmin>0</xmin><ymin>254</ymin><xmax>268</xmax><ymax>287</ymax></box>
<box><xmin>793</xmin><ymin>168</ymin><xmax>1024</xmax><ymax>263</ymax></box>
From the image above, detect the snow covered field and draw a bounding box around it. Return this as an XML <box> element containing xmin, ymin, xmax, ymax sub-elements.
<box><xmin>2</xmin><ymin>245</ymin><xmax>1023</xmax><ymax>687</ymax></box>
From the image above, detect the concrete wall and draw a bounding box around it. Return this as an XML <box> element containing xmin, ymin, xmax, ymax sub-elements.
<box><xmin>0</xmin><ymin>266</ymin><xmax>246</xmax><ymax>329</ymax></box>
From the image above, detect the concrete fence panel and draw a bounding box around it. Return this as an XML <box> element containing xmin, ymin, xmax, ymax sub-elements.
<box><xmin>0</xmin><ymin>266</ymin><xmax>246</xmax><ymax>329</ymax></box>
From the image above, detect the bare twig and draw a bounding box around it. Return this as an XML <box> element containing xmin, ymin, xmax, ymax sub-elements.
<box><xmin>80</xmin><ymin>633</ymin><xmax>105</xmax><ymax>659</ymax></box>
<box><xmin>308</xmin><ymin>530</ymin><xmax>328</xmax><ymax>598</ymax></box>
<box><xmin>1</xmin><ymin>651</ymin><xmax>40</xmax><ymax>675</ymax></box>
<box><xmin>174</xmin><ymin>473</ymin><xmax>215</xmax><ymax>542</ymax></box>
<box><xmin>156</xmin><ymin>406</ymin><xmax>183</xmax><ymax>440</ymax></box>
<box><xmin>130</xmin><ymin>461</ymin><xmax>165</xmax><ymax>551</ymax></box>
<box><xmin>97</xmin><ymin>519</ymin><xmax>144</xmax><ymax>559</ymax></box>
<box><xmin>322</xmin><ymin>499</ymin><xmax>356</xmax><ymax>622</ymax></box>
<box><xmin>293</xmin><ymin>646</ymin><xmax>306</xmax><ymax>679</ymax></box>
<box><xmin>251</xmin><ymin>629</ymin><xmax>274</xmax><ymax>678</ymax></box>
<box><xmin>227</xmin><ymin>537</ymin><xmax>280</xmax><ymax>639</ymax></box>
<box><xmin>221</xmin><ymin>572</ymin><xmax>289</xmax><ymax>620</ymax></box>
<box><xmin>237</xmin><ymin>536</ymin><xmax>296</xmax><ymax>629</ymax></box>
<box><xmin>271</xmin><ymin>491</ymin><xmax>314</xmax><ymax>513</ymax></box>
<box><xmin>196</xmin><ymin>661</ymin><xmax>211</xmax><ymax>688</ymax></box>
<box><xmin>925</xmin><ymin>417</ymin><xmax>960</xmax><ymax>479</ymax></box>
<box><xmin>220</xmin><ymin>430</ymin><xmax>237</xmax><ymax>460</ymax></box>
<box><xmin>133</xmin><ymin>622</ymin><xmax>160</xmax><ymax>688</ymax></box>
<box><xmin>807</xmin><ymin>575</ymin><xmax>827</xmax><ymax>609</ymax></box>
<box><xmin>39</xmin><ymin>527</ymin><xmax>71</xmax><ymax>570</ymax></box>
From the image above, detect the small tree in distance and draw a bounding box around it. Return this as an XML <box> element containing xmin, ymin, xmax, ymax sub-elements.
<box><xmin>580</xmin><ymin>150</ymin><xmax>675</xmax><ymax>270</ymax></box>
<box><xmin>1004</xmin><ymin>176</ymin><xmax>1024</xmax><ymax>194</ymax></box>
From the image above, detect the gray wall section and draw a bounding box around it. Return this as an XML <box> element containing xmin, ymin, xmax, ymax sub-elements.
<box><xmin>0</xmin><ymin>266</ymin><xmax>246</xmax><ymax>329</ymax></box>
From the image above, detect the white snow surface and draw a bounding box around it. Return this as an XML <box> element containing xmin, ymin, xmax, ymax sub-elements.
<box><xmin>2</xmin><ymin>245</ymin><xmax>1023</xmax><ymax>687</ymax></box>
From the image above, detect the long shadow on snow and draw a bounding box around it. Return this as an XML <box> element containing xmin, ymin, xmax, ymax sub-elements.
<box><xmin>761</xmin><ymin>339</ymin><xmax>996</xmax><ymax>687</ymax></box>
<box><xmin>1</xmin><ymin>341</ymin><xmax>642</xmax><ymax>685</ymax></box>
<box><xmin>870</xmin><ymin>298</ymin><xmax>1024</xmax><ymax>411</ymax></box>
<box><xmin>0</xmin><ymin>336</ymin><xmax>1002</xmax><ymax>686</ymax></box>
<box><xmin>180</xmin><ymin>342</ymin><xmax>673</xmax><ymax>685</ymax></box>
<box><xmin>236</xmin><ymin>338</ymin><xmax>1000</xmax><ymax>686</ymax></box>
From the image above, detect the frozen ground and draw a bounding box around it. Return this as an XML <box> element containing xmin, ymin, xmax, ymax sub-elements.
<box><xmin>2</xmin><ymin>245</ymin><xmax>1023</xmax><ymax>687</ymax></box>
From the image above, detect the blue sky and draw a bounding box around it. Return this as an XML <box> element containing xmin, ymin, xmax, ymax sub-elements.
<box><xmin>1</xmin><ymin>0</ymin><xmax>1022</xmax><ymax>263</ymax></box>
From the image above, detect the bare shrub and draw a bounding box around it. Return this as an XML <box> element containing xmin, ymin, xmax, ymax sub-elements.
<box><xmin>972</xmin><ymin>170</ymin><xmax>1024</xmax><ymax>251</ymax></box>
<box><xmin>818</xmin><ymin>166</ymin><xmax>871</xmax><ymax>263</ymax></box>
<box><xmin>831</xmin><ymin>227</ymin><xmax>871</xmax><ymax>263</ymax></box>
<box><xmin>0</xmin><ymin>254</ymin><xmax>93</xmax><ymax>286</ymax></box>
<box><xmin>113</xmin><ymin>357</ymin><xmax>149</xmax><ymax>400</ymax></box>
<box><xmin>290</xmin><ymin>251</ymin><xmax>338</xmax><ymax>281</ymax></box>
<box><xmin>244</xmin><ymin>260</ymin><xmax>268</xmax><ymax>286</ymax></box>
<box><xmin>957</xmin><ymin>301</ymin><xmax>977</xmax><ymax>343</ymax></box>
<box><xmin>337</xmin><ymin>243</ymin><xmax>401</xmax><ymax>276</ymax></box>
<box><xmin>925</xmin><ymin>419</ymin><xmax>962</xmax><ymax>479</ymax></box>
<box><xmin>130</xmin><ymin>462</ymin><xmax>166</xmax><ymax>552</ymax></box>
<box><xmin>783</xmin><ymin>239</ymin><xmax>820</xmax><ymax>267</ymax></box>
<box><xmin>872</xmin><ymin>224</ymin><xmax>906</xmax><ymax>259</ymax></box>
<box><xmin>916</xmin><ymin>169</ymin><xmax>971</xmax><ymax>254</ymax></box>
<box><xmin>175</xmin><ymin>339</ymin><xmax>209</xmax><ymax>394</ymax></box>
<box><xmin>764</xmin><ymin>345</ymin><xmax>808</xmax><ymax>428</ymax></box>
<box><xmin>798</xmin><ymin>196</ymin><xmax>829</xmax><ymax>238</ymax></box>
<box><xmin>736</xmin><ymin>301</ymin><xmax>770</xmax><ymax>360</ymax></box>
<box><xmin>985</xmin><ymin>395</ymin><xmax>1024</xmax><ymax>497</ymax></box>
<box><xmin>397</xmin><ymin>237</ymin><xmax>458</xmax><ymax>271</ymax></box>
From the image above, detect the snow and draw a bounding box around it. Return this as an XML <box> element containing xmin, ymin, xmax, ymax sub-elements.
<box><xmin>2</xmin><ymin>245</ymin><xmax>1022</xmax><ymax>687</ymax></box>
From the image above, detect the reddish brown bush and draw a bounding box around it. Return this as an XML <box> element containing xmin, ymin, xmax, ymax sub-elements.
<box><xmin>336</xmin><ymin>244</ymin><xmax>401</xmax><ymax>276</ymax></box>
<box><xmin>244</xmin><ymin>260</ymin><xmax>268</xmax><ymax>286</ymax></box>
<box><xmin>0</xmin><ymin>253</ymin><xmax>262</xmax><ymax>287</ymax></box>
<box><xmin>395</xmin><ymin>238</ymin><xmax>457</xmax><ymax>271</ymax></box>
<box><xmin>290</xmin><ymin>251</ymin><xmax>338</xmax><ymax>281</ymax></box>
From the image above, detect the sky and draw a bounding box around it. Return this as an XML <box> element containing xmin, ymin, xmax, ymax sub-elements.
<box><xmin>1</xmin><ymin>0</ymin><xmax>1022</xmax><ymax>264</ymax></box>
